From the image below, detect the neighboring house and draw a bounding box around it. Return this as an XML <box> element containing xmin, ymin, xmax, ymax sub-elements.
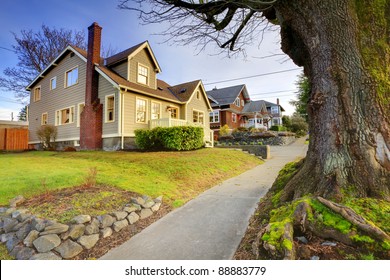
<box><xmin>264</xmin><ymin>99</ymin><xmax>285</xmax><ymax>127</ymax></box>
<box><xmin>26</xmin><ymin>22</ymin><xmax>213</xmax><ymax>150</ymax></box>
<box><xmin>207</xmin><ymin>85</ymin><xmax>251</xmax><ymax>134</ymax></box>
<box><xmin>240</xmin><ymin>100</ymin><xmax>269</xmax><ymax>129</ymax></box>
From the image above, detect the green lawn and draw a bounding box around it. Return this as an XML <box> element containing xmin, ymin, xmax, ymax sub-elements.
<box><xmin>0</xmin><ymin>149</ymin><xmax>261</xmax><ymax>207</ymax></box>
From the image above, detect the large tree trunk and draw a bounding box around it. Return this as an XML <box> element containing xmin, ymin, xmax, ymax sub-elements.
<box><xmin>273</xmin><ymin>0</ymin><xmax>390</xmax><ymax>201</ymax></box>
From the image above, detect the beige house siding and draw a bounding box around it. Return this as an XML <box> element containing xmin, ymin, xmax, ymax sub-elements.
<box><xmin>111</xmin><ymin>62</ymin><xmax>127</xmax><ymax>80</ymax></box>
<box><xmin>98</xmin><ymin>76</ymin><xmax>119</xmax><ymax>136</ymax></box>
<box><xmin>29</xmin><ymin>54</ymin><xmax>86</xmax><ymax>143</ymax></box>
<box><xmin>186</xmin><ymin>86</ymin><xmax>211</xmax><ymax>128</ymax></box>
<box><xmin>129</xmin><ymin>49</ymin><xmax>157</xmax><ymax>89</ymax></box>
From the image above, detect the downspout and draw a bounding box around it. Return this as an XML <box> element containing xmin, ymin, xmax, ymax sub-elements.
<box><xmin>121</xmin><ymin>91</ymin><xmax>125</xmax><ymax>150</ymax></box>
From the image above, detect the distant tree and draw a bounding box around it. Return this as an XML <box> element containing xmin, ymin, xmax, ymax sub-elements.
<box><xmin>290</xmin><ymin>73</ymin><xmax>310</xmax><ymax>122</ymax></box>
<box><xmin>289</xmin><ymin>113</ymin><xmax>308</xmax><ymax>137</ymax></box>
<box><xmin>282</xmin><ymin>115</ymin><xmax>291</xmax><ymax>130</ymax></box>
<box><xmin>17</xmin><ymin>105</ymin><xmax>27</xmax><ymax>121</ymax></box>
<box><xmin>0</xmin><ymin>25</ymin><xmax>86</xmax><ymax>100</ymax></box>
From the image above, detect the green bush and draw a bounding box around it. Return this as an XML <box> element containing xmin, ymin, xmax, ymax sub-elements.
<box><xmin>270</xmin><ymin>125</ymin><xmax>287</xmax><ymax>132</ymax></box>
<box><xmin>135</xmin><ymin>126</ymin><xmax>204</xmax><ymax>151</ymax></box>
<box><xmin>219</xmin><ymin>124</ymin><xmax>230</xmax><ymax>136</ymax></box>
<box><xmin>36</xmin><ymin>125</ymin><xmax>57</xmax><ymax>150</ymax></box>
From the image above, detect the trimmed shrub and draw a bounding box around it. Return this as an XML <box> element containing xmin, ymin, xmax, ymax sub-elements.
<box><xmin>135</xmin><ymin>126</ymin><xmax>204</xmax><ymax>151</ymax></box>
<box><xmin>270</xmin><ymin>125</ymin><xmax>287</xmax><ymax>132</ymax></box>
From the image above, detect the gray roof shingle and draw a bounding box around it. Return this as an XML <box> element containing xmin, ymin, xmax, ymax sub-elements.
<box><xmin>207</xmin><ymin>84</ymin><xmax>246</xmax><ymax>106</ymax></box>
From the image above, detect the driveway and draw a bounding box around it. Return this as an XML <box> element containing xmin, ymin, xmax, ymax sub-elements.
<box><xmin>100</xmin><ymin>138</ymin><xmax>308</xmax><ymax>260</ymax></box>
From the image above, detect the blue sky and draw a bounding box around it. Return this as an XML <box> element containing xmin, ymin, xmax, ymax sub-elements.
<box><xmin>0</xmin><ymin>0</ymin><xmax>302</xmax><ymax>119</ymax></box>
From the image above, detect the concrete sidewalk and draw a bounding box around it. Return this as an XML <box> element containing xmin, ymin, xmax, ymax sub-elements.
<box><xmin>100</xmin><ymin>138</ymin><xmax>308</xmax><ymax>260</ymax></box>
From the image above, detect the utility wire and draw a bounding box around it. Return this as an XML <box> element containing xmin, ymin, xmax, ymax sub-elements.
<box><xmin>0</xmin><ymin>46</ymin><xmax>15</xmax><ymax>53</ymax></box>
<box><xmin>203</xmin><ymin>68</ymin><xmax>301</xmax><ymax>85</ymax></box>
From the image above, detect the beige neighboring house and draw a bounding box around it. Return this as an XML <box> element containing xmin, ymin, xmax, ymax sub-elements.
<box><xmin>26</xmin><ymin>22</ymin><xmax>213</xmax><ymax>150</ymax></box>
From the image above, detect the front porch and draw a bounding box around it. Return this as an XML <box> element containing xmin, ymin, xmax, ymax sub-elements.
<box><xmin>149</xmin><ymin>118</ymin><xmax>214</xmax><ymax>147</ymax></box>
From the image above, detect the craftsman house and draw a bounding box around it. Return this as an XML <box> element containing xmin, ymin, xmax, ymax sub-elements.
<box><xmin>207</xmin><ymin>84</ymin><xmax>251</xmax><ymax>133</ymax></box>
<box><xmin>27</xmin><ymin>22</ymin><xmax>213</xmax><ymax>150</ymax></box>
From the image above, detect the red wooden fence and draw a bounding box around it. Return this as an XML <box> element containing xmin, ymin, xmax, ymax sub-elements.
<box><xmin>0</xmin><ymin>128</ymin><xmax>28</xmax><ymax>151</ymax></box>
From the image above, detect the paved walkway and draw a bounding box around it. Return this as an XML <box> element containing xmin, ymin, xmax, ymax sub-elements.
<box><xmin>101</xmin><ymin>138</ymin><xmax>308</xmax><ymax>260</ymax></box>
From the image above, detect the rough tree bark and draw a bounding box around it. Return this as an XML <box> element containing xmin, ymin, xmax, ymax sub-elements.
<box><xmin>271</xmin><ymin>0</ymin><xmax>390</xmax><ymax>201</ymax></box>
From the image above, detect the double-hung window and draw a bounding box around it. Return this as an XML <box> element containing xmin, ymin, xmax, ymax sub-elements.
<box><xmin>136</xmin><ymin>98</ymin><xmax>147</xmax><ymax>123</ymax></box>
<box><xmin>33</xmin><ymin>86</ymin><xmax>41</xmax><ymax>102</ymax></box>
<box><xmin>41</xmin><ymin>113</ymin><xmax>48</xmax><ymax>125</ymax></box>
<box><xmin>193</xmin><ymin>110</ymin><xmax>204</xmax><ymax>125</ymax></box>
<box><xmin>209</xmin><ymin>110</ymin><xmax>220</xmax><ymax>123</ymax></box>
<box><xmin>232</xmin><ymin>113</ymin><xmax>237</xmax><ymax>123</ymax></box>
<box><xmin>65</xmin><ymin>67</ymin><xmax>78</xmax><ymax>87</ymax></box>
<box><xmin>106</xmin><ymin>95</ymin><xmax>115</xmax><ymax>122</ymax></box>
<box><xmin>151</xmin><ymin>102</ymin><xmax>161</xmax><ymax>120</ymax></box>
<box><xmin>55</xmin><ymin>107</ymin><xmax>75</xmax><ymax>125</ymax></box>
<box><xmin>137</xmin><ymin>64</ymin><xmax>148</xmax><ymax>85</ymax></box>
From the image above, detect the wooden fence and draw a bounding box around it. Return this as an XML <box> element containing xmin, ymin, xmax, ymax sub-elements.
<box><xmin>0</xmin><ymin>128</ymin><xmax>29</xmax><ymax>151</ymax></box>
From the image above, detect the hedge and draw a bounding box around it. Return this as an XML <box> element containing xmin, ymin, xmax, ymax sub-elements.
<box><xmin>135</xmin><ymin>126</ymin><xmax>204</xmax><ymax>151</ymax></box>
<box><xmin>270</xmin><ymin>125</ymin><xmax>287</xmax><ymax>132</ymax></box>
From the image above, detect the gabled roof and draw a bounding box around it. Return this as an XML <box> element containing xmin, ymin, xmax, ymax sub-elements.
<box><xmin>26</xmin><ymin>45</ymin><xmax>87</xmax><ymax>90</ymax></box>
<box><xmin>168</xmin><ymin>80</ymin><xmax>201</xmax><ymax>102</ymax></box>
<box><xmin>242</xmin><ymin>100</ymin><xmax>268</xmax><ymax>114</ymax></box>
<box><xmin>206</xmin><ymin>84</ymin><xmax>250</xmax><ymax>106</ymax></box>
<box><xmin>264</xmin><ymin>101</ymin><xmax>285</xmax><ymax>112</ymax></box>
<box><xmin>105</xmin><ymin>41</ymin><xmax>162</xmax><ymax>73</ymax></box>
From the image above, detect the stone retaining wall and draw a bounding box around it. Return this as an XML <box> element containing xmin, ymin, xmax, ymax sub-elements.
<box><xmin>216</xmin><ymin>145</ymin><xmax>271</xmax><ymax>159</ymax></box>
<box><xmin>0</xmin><ymin>195</ymin><xmax>163</xmax><ymax>260</ymax></box>
<box><xmin>218</xmin><ymin>132</ymin><xmax>296</xmax><ymax>146</ymax></box>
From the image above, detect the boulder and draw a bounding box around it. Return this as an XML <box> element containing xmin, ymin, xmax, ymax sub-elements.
<box><xmin>124</xmin><ymin>203</ymin><xmax>141</xmax><ymax>212</ymax></box>
<box><xmin>131</xmin><ymin>197</ymin><xmax>145</xmax><ymax>206</ymax></box>
<box><xmin>30</xmin><ymin>252</ymin><xmax>62</xmax><ymax>260</ymax></box>
<box><xmin>55</xmin><ymin>239</ymin><xmax>83</xmax><ymax>259</ymax></box>
<box><xmin>72</xmin><ymin>215</ymin><xmax>91</xmax><ymax>224</ymax></box>
<box><xmin>139</xmin><ymin>209</ymin><xmax>153</xmax><ymax>220</ymax></box>
<box><xmin>112</xmin><ymin>211</ymin><xmax>128</xmax><ymax>221</ymax></box>
<box><xmin>100</xmin><ymin>227</ymin><xmax>113</xmax><ymax>239</ymax></box>
<box><xmin>85</xmin><ymin>218</ymin><xmax>99</xmax><ymax>235</ymax></box>
<box><xmin>40</xmin><ymin>223</ymin><xmax>69</xmax><ymax>235</ymax></box>
<box><xmin>10</xmin><ymin>244</ymin><xmax>24</xmax><ymax>258</ymax></box>
<box><xmin>3</xmin><ymin>217</ymin><xmax>19</xmax><ymax>233</ymax></box>
<box><xmin>16</xmin><ymin>223</ymin><xmax>32</xmax><ymax>240</ymax></box>
<box><xmin>1</xmin><ymin>232</ymin><xmax>15</xmax><ymax>243</ymax></box>
<box><xmin>78</xmin><ymin>234</ymin><xmax>99</xmax><ymax>250</ymax></box>
<box><xmin>154</xmin><ymin>196</ymin><xmax>163</xmax><ymax>204</ymax></box>
<box><xmin>16</xmin><ymin>247</ymin><xmax>35</xmax><ymax>260</ymax></box>
<box><xmin>23</xmin><ymin>230</ymin><xmax>40</xmax><ymax>247</ymax></box>
<box><xmin>31</xmin><ymin>218</ymin><xmax>47</xmax><ymax>232</ymax></box>
<box><xmin>151</xmin><ymin>202</ymin><xmax>161</xmax><ymax>212</ymax></box>
<box><xmin>97</xmin><ymin>215</ymin><xmax>115</xmax><ymax>229</ymax></box>
<box><xmin>9</xmin><ymin>195</ymin><xmax>25</xmax><ymax>208</ymax></box>
<box><xmin>33</xmin><ymin>234</ymin><xmax>61</xmax><ymax>253</ymax></box>
<box><xmin>62</xmin><ymin>224</ymin><xmax>85</xmax><ymax>240</ymax></box>
<box><xmin>6</xmin><ymin>236</ymin><xmax>20</xmax><ymax>252</ymax></box>
<box><xmin>11</xmin><ymin>209</ymin><xmax>29</xmax><ymax>219</ymax></box>
<box><xmin>142</xmin><ymin>199</ymin><xmax>155</xmax><ymax>209</ymax></box>
<box><xmin>113</xmin><ymin>219</ymin><xmax>128</xmax><ymax>232</ymax></box>
<box><xmin>127</xmin><ymin>212</ymin><xmax>140</xmax><ymax>225</ymax></box>
<box><xmin>16</xmin><ymin>213</ymin><xmax>33</xmax><ymax>223</ymax></box>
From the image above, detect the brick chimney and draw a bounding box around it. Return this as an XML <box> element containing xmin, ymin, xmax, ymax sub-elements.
<box><xmin>80</xmin><ymin>22</ymin><xmax>103</xmax><ymax>150</ymax></box>
<box><xmin>276</xmin><ymin>98</ymin><xmax>280</xmax><ymax>105</ymax></box>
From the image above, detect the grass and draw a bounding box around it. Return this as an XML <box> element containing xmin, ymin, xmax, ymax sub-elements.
<box><xmin>0</xmin><ymin>149</ymin><xmax>261</xmax><ymax>208</ymax></box>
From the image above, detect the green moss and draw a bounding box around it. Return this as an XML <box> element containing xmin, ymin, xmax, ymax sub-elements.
<box><xmin>351</xmin><ymin>234</ymin><xmax>375</xmax><ymax>243</ymax></box>
<box><xmin>282</xmin><ymin>239</ymin><xmax>293</xmax><ymax>251</ymax></box>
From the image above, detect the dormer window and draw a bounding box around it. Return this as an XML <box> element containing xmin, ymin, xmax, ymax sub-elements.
<box><xmin>137</xmin><ymin>64</ymin><xmax>149</xmax><ymax>85</ymax></box>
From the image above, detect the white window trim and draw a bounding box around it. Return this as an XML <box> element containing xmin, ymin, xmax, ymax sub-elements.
<box><xmin>135</xmin><ymin>97</ymin><xmax>148</xmax><ymax>124</ymax></box>
<box><xmin>77</xmin><ymin>102</ymin><xmax>85</xmax><ymax>128</ymax></box>
<box><xmin>50</xmin><ymin>77</ymin><xmax>57</xmax><ymax>90</ymax></box>
<box><xmin>41</xmin><ymin>112</ymin><xmax>48</xmax><ymax>125</ymax></box>
<box><xmin>167</xmin><ymin>105</ymin><xmax>180</xmax><ymax>119</ymax></box>
<box><xmin>234</xmin><ymin>98</ymin><xmax>240</xmax><ymax>107</ymax></box>
<box><xmin>105</xmin><ymin>94</ymin><xmax>115</xmax><ymax>123</ymax></box>
<box><xmin>210</xmin><ymin>110</ymin><xmax>220</xmax><ymax>123</ymax></box>
<box><xmin>137</xmin><ymin>63</ymin><xmax>149</xmax><ymax>86</ymax></box>
<box><xmin>232</xmin><ymin>113</ymin><xmax>237</xmax><ymax>123</ymax></box>
<box><xmin>64</xmin><ymin>66</ymin><xmax>79</xmax><ymax>88</ymax></box>
<box><xmin>193</xmin><ymin>109</ymin><xmax>205</xmax><ymax>125</ymax></box>
<box><xmin>33</xmin><ymin>86</ymin><xmax>41</xmax><ymax>102</ymax></box>
<box><xmin>151</xmin><ymin>101</ymin><xmax>162</xmax><ymax>120</ymax></box>
<box><xmin>55</xmin><ymin>106</ymin><xmax>75</xmax><ymax>126</ymax></box>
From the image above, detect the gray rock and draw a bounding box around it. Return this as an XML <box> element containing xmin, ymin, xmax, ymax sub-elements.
<box><xmin>33</xmin><ymin>234</ymin><xmax>61</xmax><ymax>253</ymax></box>
<box><xmin>1</xmin><ymin>232</ymin><xmax>15</xmax><ymax>243</ymax></box>
<box><xmin>5</xmin><ymin>208</ymin><xmax>16</xmax><ymax>215</ymax></box>
<box><xmin>10</xmin><ymin>244</ymin><xmax>24</xmax><ymax>258</ymax></box>
<box><xmin>85</xmin><ymin>218</ymin><xmax>99</xmax><ymax>235</ymax></box>
<box><xmin>55</xmin><ymin>239</ymin><xmax>83</xmax><ymax>259</ymax></box>
<box><xmin>16</xmin><ymin>247</ymin><xmax>35</xmax><ymax>260</ymax></box>
<box><xmin>151</xmin><ymin>202</ymin><xmax>162</xmax><ymax>212</ymax></box>
<box><xmin>11</xmin><ymin>209</ymin><xmax>29</xmax><ymax>219</ymax></box>
<box><xmin>142</xmin><ymin>195</ymin><xmax>151</xmax><ymax>201</ymax></box>
<box><xmin>100</xmin><ymin>227</ymin><xmax>113</xmax><ymax>238</ymax></box>
<box><xmin>72</xmin><ymin>215</ymin><xmax>91</xmax><ymax>224</ymax></box>
<box><xmin>31</xmin><ymin>218</ymin><xmax>47</xmax><ymax>232</ymax></box>
<box><xmin>131</xmin><ymin>197</ymin><xmax>145</xmax><ymax>206</ymax></box>
<box><xmin>124</xmin><ymin>203</ymin><xmax>141</xmax><ymax>212</ymax></box>
<box><xmin>16</xmin><ymin>223</ymin><xmax>32</xmax><ymax>240</ymax></box>
<box><xmin>112</xmin><ymin>211</ymin><xmax>128</xmax><ymax>221</ymax></box>
<box><xmin>0</xmin><ymin>207</ymin><xmax>8</xmax><ymax>213</ymax></box>
<box><xmin>9</xmin><ymin>195</ymin><xmax>25</xmax><ymax>208</ymax></box>
<box><xmin>321</xmin><ymin>241</ymin><xmax>337</xmax><ymax>247</ymax></box>
<box><xmin>30</xmin><ymin>252</ymin><xmax>62</xmax><ymax>260</ymax></box>
<box><xmin>139</xmin><ymin>208</ymin><xmax>153</xmax><ymax>220</ymax></box>
<box><xmin>154</xmin><ymin>196</ymin><xmax>163</xmax><ymax>204</ymax></box>
<box><xmin>296</xmin><ymin>236</ymin><xmax>309</xmax><ymax>244</ymax></box>
<box><xmin>78</xmin><ymin>234</ymin><xmax>99</xmax><ymax>249</ymax></box>
<box><xmin>23</xmin><ymin>230</ymin><xmax>40</xmax><ymax>247</ymax></box>
<box><xmin>40</xmin><ymin>223</ymin><xmax>69</xmax><ymax>235</ymax></box>
<box><xmin>127</xmin><ymin>212</ymin><xmax>140</xmax><ymax>225</ymax></box>
<box><xmin>16</xmin><ymin>213</ymin><xmax>33</xmax><ymax>223</ymax></box>
<box><xmin>97</xmin><ymin>215</ymin><xmax>115</xmax><ymax>228</ymax></box>
<box><xmin>6</xmin><ymin>236</ymin><xmax>20</xmax><ymax>252</ymax></box>
<box><xmin>12</xmin><ymin>219</ymin><xmax>30</xmax><ymax>231</ymax></box>
<box><xmin>113</xmin><ymin>219</ymin><xmax>128</xmax><ymax>232</ymax></box>
<box><xmin>3</xmin><ymin>217</ymin><xmax>19</xmax><ymax>233</ymax></box>
<box><xmin>142</xmin><ymin>199</ymin><xmax>155</xmax><ymax>209</ymax></box>
<box><xmin>62</xmin><ymin>224</ymin><xmax>85</xmax><ymax>240</ymax></box>
<box><xmin>311</xmin><ymin>256</ymin><xmax>320</xmax><ymax>260</ymax></box>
